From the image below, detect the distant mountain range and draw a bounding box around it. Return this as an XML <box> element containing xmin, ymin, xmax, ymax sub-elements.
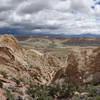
<box><xmin>63</xmin><ymin>33</ymin><xmax>100</xmax><ymax>38</ymax></box>
<box><xmin>17</xmin><ymin>33</ymin><xmax>100</xmax><ymax>38</ymax></box>
<box><xmin>0</xmin><ymin>33</ymin><xmax>100</xmax><ymax>38</ymax></box>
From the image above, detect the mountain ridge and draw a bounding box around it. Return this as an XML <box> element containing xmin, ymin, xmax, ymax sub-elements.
<box><xmin>0</xmin><ymin>33</ymin><xmax>100</xmax><ymax>38</ymax></box>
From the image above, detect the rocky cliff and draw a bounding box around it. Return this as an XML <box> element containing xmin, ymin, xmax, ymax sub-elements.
<box><xmin>0</xmin><ymin>34</ymin><xmax>63</xmax><ymax>86</ymax></box>
<box><xmin>0</xmin><ymin>35</ymin><xmax>100</xmax><ymax>99</ymax></box>
<box><xmin>53</xmin><ymin>47</ymin><xmax>100</xmax><ymax>85</ymax></box>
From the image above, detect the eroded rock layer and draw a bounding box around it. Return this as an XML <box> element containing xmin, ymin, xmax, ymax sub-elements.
<box><xmin>0</xmin><ymin>34</ymin><xmax>100</xmax><ymax>87</ymax></box>
<box><xmin>53</xmin><ymin>47</ymin><xmax>100</xmax><ymax>85</ymax></box>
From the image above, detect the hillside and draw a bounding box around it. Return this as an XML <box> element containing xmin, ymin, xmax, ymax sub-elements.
<box><xmin>0</xmin><ymin>35</ymin><xmax>100</xmax><ymax>99</ymax></box>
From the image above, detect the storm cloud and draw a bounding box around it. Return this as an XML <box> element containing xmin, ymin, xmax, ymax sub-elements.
<box><xmin>0</xmin><ymin>0</ymin><xmax>100</xmax><ymax>35</ymax></box>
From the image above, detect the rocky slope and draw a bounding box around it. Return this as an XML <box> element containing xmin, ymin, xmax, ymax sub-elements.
<box><xmin>0</xmin><ymin>34</ymin><xmax>100</xmax><ymax>99</ymax></box>
<box><xmin>0</xmin><ymin>34</ymin><xmax>64</xmax><ymax>99</ymax></box>
<box><xmin>53</xmin><ymin>47</ymin><xmax>100</xmax><ymax>85</ymax></box>
<box><xmin>0</xmin><ymin>34</ymin><xmax>63</xmax><ymax>84</ymax></box>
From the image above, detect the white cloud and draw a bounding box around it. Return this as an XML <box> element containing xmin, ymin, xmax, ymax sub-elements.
<box><xmin>70</xmin><ymin>0</ymin><xmax>94</xmax><ymax>13</ymax></box>
<box><xmin>94</xmin><ymin>5</ymin><xmax>100</xmax><ymax>16</ymax></box>
<box><xmin>0</xmin><ymin>0</ymin><xmax>100</xmax><ymax>35</ymax></box>
<box><xmin>16</xmin><ymin>0</ymin><xmax>50</xmax><ymax>14</ymax></box>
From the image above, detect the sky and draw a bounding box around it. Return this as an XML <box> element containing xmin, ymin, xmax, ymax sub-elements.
<box><xmin>0</xmin><ymin>0</ymin><xmax>100</xmax><ymax>35</ymax></box>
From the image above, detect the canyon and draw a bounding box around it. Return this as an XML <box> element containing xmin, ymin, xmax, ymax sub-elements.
<box><xmin>0</xmin><ymin>34</ymin><xmax>100</xmax><ymax>99</ymax></box>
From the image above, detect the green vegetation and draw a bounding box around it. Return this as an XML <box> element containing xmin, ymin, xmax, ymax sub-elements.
<box><xmin>48</xmin><ymin>43</ymin><xmax>57</xmax><ymax>48</ymax></box>
<box><xmin>11</xmin><ymin>78</ymin><xmax>20</xmax><ymax>85</ymax></box>
<box><xmin>28</xmin><ymin>82</ymin><xmax>77</xmax><ymax>100</ymax></box>
<box><xmin>6</xmin><ymin>90</ymin><xmax>15</xmax><ymax>100</ymax></box>
<box><xmin>0</xmin><ymin>71</ymin><xmax>8</xmax><ymax>79</ymax></box>
<box><xmin>28</xmin><ymin>83</ymin><xmax>53</xmax><ymax>100</ymax></box>
<box><xmin>8</xmin><ymin>86</ymin><xmax>24</xmax><ymax>95</ymax></box>
<box><xmin>0</xmin><ymin>80</ymin><xmax>3</xmax><ymax>88</ymax></box>
<box><xmin>19</xmin><ymin>78</ymin><xmax>25</xmax><ymax>83</ymax></box>
<box><xmin>27</xmin><ymin>82</ymin><xmax>100</xmax><ymax>100</ymax></box>
<box><xmin>95</xmin><ymin>96</ymin><xmax>100</xmax><ymax>100</ymax></box>
<box><xmin>16</xmin><ymin>89</ymin><xmax>24</xmax><ymax>95</ymax></box>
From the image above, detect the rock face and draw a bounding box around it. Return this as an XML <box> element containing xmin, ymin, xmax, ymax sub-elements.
<box><xmin>53</xmin><ymin>47</ymin><xmax>100</xmax><ymax>85</ymax></box>
<box><xmin>0</xmin><ymin>35</ymin><xmax>23</xmax><ymax>56</ymax></box>
<box><xmin>0</xmin><ymin>34</ymin><xmax>63</xmax><ymax>85</ymax></box>
<box><xmin>0</xmin><ymin>34</ymin><xmax>100</xmax><ymax>87</ymax></box>
<box><xmin>24</xmin><ymin>49</ymin><xmax>63</xmax><ymax>85</ymax></box>
<box><xmin>0</xmin><ymin>35</ymin><xmax>27</xmax><ymax>83</ymax></box>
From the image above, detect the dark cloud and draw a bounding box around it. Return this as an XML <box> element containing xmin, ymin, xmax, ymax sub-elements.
<box><xmin>0</xmin><ymin>0</ymin><xmax>100</xmax><ymax>35</ymax></box>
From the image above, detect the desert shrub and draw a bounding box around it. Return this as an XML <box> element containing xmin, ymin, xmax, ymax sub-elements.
<box><xmin>8</xmin><ymin>86</ymin><xmax>23</xmax><ymax>95</ymax></box>
<box><xmin>49</xmin><ymin>84</ymin><xmax>76</xmax><ymax>99</ymax></box>
<box><xmin>0</xmin><ymin>81</ymin><xmax>3</xmax><ymax>88</ymax></box>
<box><xmin>28</xmin><ymin>82</ymin><xmax>53</xmax><ymax>100</ymax></box>
<box><xmin>48</xmin><ymin>43</ymin><xmax>57</xmax><ymax>48</ymax></box>
<box><xmin>6</xmin><ymin>90</ymin><xmax>15</xmax><ymax>100</ymax></box>
<box><xmin>49</xmin><ymin>85</ymin><xmax>61</xmax><ymax>97</ymax></box>
<box><xmin>28</xmin><ymin>82</ymin><xmax>77</xmax><ymax>100</ymax></box>
<box><xmin>86</xmin><ymin>85</ymin><xmax>97</xmax><ymax>97</ymax></box>
<box><xmin>16</xmin><ymin>90</ymin><xmax>24</xmax><ymax>95</ymax></box>
<box><xmin>95</xmin><ymin>95</ymin><xmax>100</xmax><ymax>100</ymax></box>
<box><xmin>19</xmin><ymin>78</ymin><xmax>25</xmax><ymax>83</ymax></box>
<box><xmin>0</xmin><ymin>71</ymin><xmax>8</xmax><ymax>79</ymax></box>
<box><xmin>16</xmin><ymin>80</ymin><xmax>20</xmax><ymax>85</ymax></box>
<box><xmin>17</xmin><ymin>96</ymin><xmax>23</xmax><ymax>100</ymax></box>
<box><xmin>64</xmin><ymin>84</ymin><xmax>76</xmax><ymax>98</ymax></box>
<box><xmin>8</xmin><ymin>86</ymin><xmax>17</xmax><ymax>92</ymax></box>
<box><xmin>27</xmin><ymin>81</ymin><xmax>100</xmax><ymax>100</ymax></box>
<box><xmin>75</xmin><ymin>85</ymin><xmax>88</xmax><ymax>93</ymax></box>
<box><xmin>11</xmin><ymin>78</ymin><xmax>20</xmax><ymax>85</ymax></box>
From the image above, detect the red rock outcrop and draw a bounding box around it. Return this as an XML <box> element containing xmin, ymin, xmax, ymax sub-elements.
<box><xmin>24</xmin><ymin>49</ymin><xmax>63</xmax><ymax>85</ymax></box>
<box><xmin>1</xmin><ymin>34</ymin><xmax>100</xmax><ymax>86</ymax></box>
<box><xmin>53</xmin><ymin>47</ymin><xmax>100</xmax><ymax>85</ymax></box>
<box><xmin>0</xmin><ymin>34</ymin><xmax>23</xmax><ymax>56</ymax></box>
<box><xmin>0</xmin><ymin>34</ymin><xmax>63</xmax><ymax>85</ymax></box>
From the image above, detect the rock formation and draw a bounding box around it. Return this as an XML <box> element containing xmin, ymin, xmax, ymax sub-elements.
<box><xmin>53</xmin><ymin>47</ymin><xmax>100</xmax><ymax>85</ymax></box>
<box><xmin>0</xmin><ymin>34</ymin><xmax>100</xmax><ymax>99</ymax></box>
<box><xmin>0</xmin><ymin>34</ymin><xmax>63</xmax><ymax>86</ymax></box>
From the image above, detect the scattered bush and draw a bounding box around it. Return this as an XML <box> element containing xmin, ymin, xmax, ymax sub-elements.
<box><xmin>28</xmin><ymin>82</ymin><xmax>76</xmax><ymax>100</ymax></box>
<box><xmin>17</xmin><ymin>96</ymin><xmax>23</xmax><ymax>100</ymax></box>
<box><xmin>95</xmin><ymin>95</ymin><xmax>100</xmax><ymax>100</ymax></box>
<box><xmin>49</xmin><ymin>85</ymin><xmax>61</xmax><ymax>97</ymax></box>
<box><xmin>27</xmin><ymin>82</ymin><xmax>100</xmax><ymax>100</ymax></box>
<box><xmin>6</xmin><ymin>90</ymin><xmax>15</xmax><ymax>100</ymax></box>
<box><xmin>48</xmin><ymin>43</ymin><xmax>57</xmax><ymax>48</ymax></box>
<box><xmin>28</xmin><ymin>84</ymin><xmax>50</xmax><ymax>100</ymax></box>
<box><xmin>8</xmin><ymin>86</ymin><xmax>17</xmax><ymax>92</ymax></box>
<box><xmin>86</xmin><ymin>85</ymin><xmax>97</xmax><ymax>97</ymax></box>
<box><xmin>19</xmin><ymin>78</ymin><xmax>25</xmax><ymax>83</ymax></box>
<box><xmin>16</xmin><ymin>90</ymin><xmax>24</xmax><ymax>95</ymax></box>
<box><xmin>0</xmin><ymin>81</ymin><xmax>3</xmax><ymax>88</ymax></box>
<box><xmin>11</xmin><ymin>78</ymin><xmax>20</xmax><ymax>85</ymax></box>
<box><xmin>0</xmin><ymin>71</ymin><xmax>8</xmax><ymax>79</ymax></box>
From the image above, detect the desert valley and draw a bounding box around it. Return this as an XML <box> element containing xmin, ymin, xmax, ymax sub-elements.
<box><xmin>0</xmin><ymin>0</ymin><xmax>100</xmax><ymax>99</ymax></box>
<box><xmin>0</xmin><ymin>34</ymin><xmax>100</xmax><ymax>100</ymax></box>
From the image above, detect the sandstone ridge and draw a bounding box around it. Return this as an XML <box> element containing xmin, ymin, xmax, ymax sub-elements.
<box><xmin>0</xmin><ymin>34</ymin><xmax>100</xmax><ymax>86</ymax></box>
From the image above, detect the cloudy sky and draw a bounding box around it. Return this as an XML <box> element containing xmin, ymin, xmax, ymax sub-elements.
<box><xmin>0</xmin><ymin>0</ymin><xmax>100</xmax><ymax>35</ymax></box>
